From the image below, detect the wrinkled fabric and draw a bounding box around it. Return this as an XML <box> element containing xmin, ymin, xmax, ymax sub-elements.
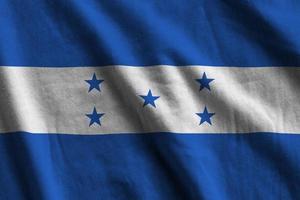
<box><xmin>0</xmin><ymin>1</ymin><xmax>300</xmax><ymax>200</ymax></box>
<box><xmin>0</xmin><ymin>0</ymin><xmax>300</xmax><ymax>66</ymax></box>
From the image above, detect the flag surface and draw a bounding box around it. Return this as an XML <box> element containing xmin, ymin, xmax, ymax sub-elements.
<box><xmin>0</xmin><ymin>1</ymin><xmax>300</xmax><ymax>200</ymax></box>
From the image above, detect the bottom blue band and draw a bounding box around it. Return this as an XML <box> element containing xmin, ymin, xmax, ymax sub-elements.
<box><xmin>0</xmin><ymin>132</ymin><xmax>299</xmax><ymax>200</ymax></box>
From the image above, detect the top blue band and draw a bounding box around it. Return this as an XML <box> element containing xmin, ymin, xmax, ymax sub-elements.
<box><xmin>0</xmin><ymin>0</ymin><xmax>300</xmax><ymax>67</ymax></box>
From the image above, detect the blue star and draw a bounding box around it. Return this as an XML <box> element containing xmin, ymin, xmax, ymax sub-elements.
<box><xmin>86</xmin><ymin>107</ymin><xmax>105</xmax><ymax>126</ymax></box>
<box><xmin>85</xmin><ymin>73</ymin><xmax>104</xmax><ymax>92</ymax></box>
<box><xmin>196</xmin><ymin>106</ymin><xmax>215</xmax><ymax>125</ymax></box>
<box><xmin>195</xmin><ymin>72</ymin><xmax>214</xmax><ymax>91</ymax></box>
<box><xmin>139</xmin><ymin>89</ymin><xmax>160</xmax><ymax>108</ymax></box>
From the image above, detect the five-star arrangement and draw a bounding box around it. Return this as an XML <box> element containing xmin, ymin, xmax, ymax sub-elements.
<box><xmin>85</xmin><ymin>72</ymin><xmax>215</xmax><ymax>127</ymax></box>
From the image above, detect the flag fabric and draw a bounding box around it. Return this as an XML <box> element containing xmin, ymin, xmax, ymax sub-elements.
<box><xmin>0</xmin><ymin>1</ymin><xmax>300</xmax><ymax>200</ymax></box>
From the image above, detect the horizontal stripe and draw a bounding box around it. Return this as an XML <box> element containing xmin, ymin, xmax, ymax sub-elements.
<box><xmin>0</xmin><ymin>1</ymin><xmax>300</xmax><ymax>66</ymax></box>
<box><xmin>0</xmin><ymin>132</ymin><xmax>300</xmax><ymax>199</ymax></box>
<box><xmin>0</xmin><ymin>65</ymin><xmax>299</xmax><ymax>134</ymax></box>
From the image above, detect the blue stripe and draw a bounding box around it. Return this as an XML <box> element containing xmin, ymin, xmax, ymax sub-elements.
<box><xmin>0</xmin><ymin>132</ymin><xmax>299</xmax><ymax>200</ymax></box>
<box><xmin>0</xmin><ymin>1</ymin><xmax>300</xmax><ymax>67</ymax></box>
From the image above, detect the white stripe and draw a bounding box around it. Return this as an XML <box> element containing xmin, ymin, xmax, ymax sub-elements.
<box><xmin>0</xmin><ymin>66</ymin><xmax>299</xmax><ymax>134</ymax></box>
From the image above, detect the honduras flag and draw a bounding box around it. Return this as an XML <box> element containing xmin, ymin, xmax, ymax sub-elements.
<box><xmin>0</xmin><ymin>1</ymin><xmax>300</xmax><ymax>199</ymax></box>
